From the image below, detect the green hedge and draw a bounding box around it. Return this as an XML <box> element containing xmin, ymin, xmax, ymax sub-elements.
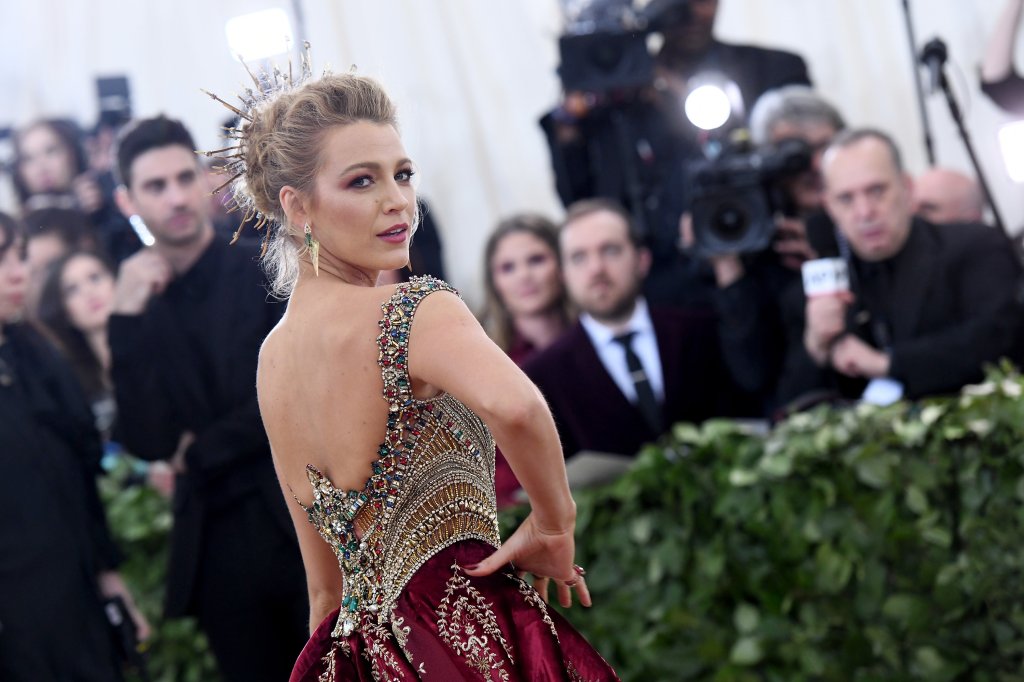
<box><xmin>549</xmin><ymin>366</ymin><xmax>1024</xmax><ymax>681</ymax></box>
<box><xmin>99</xmin><ymin>460</ymin><xmax>220</xmax><ymax>682</ymax></box>
<box><xmin>105</xmin><ymin>367</ymin><xmax>1024</xmax><ymax>680</ymax></box>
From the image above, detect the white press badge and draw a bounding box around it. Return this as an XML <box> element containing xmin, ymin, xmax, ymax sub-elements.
<box><xmin>801</xmin><ymin>258</ymin><xmax>850</xmax><ymax>297</ymax></box>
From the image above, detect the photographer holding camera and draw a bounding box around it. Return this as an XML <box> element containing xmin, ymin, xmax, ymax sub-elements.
<box><xmin>680</xmin><ymin>86</ymin><xmax>844</xmax><ymax>410</ymax></box>
<box><xmin>801</xmin><ymin>129</ymin><xmax>1024</xmax><ymax>403</ymax></box>
<box><xmin>541</xmin><ymin>0</ymin><xmax>812</xmax><ymax>309</ymax></box>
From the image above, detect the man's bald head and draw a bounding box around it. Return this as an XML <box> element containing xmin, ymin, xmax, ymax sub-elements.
<box><xmin>912</xmin><ymin>168</ymin><xmax>984</xmax><ymax>224</ymax></box>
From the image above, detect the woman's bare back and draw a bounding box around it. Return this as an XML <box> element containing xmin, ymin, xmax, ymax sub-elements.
<box><xmin>258</xmin><ymin>281</ymin><xmax>434</xmax><ymax>506</ymax></box>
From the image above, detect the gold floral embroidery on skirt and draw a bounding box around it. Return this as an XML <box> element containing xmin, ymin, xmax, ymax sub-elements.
<box><xmin>390</xmin><ymin>613</ymin><xmax>424</xmax><ymax>674</ymax></box>
<box><xmin>317</xmin><ymin>639</ymin><xmax>351</xmax><ymax>682</ymax></box>
<box><xmin>361</xmin><ymin>620</ymin><xmax>409</xmax><ymax>682</ymax></box>
<box><xmin>436</xmin><ymin>563</ymin><xmax>514</xmax><ymax>679</ymax></box>
<box><xmin>509</xmin><ymin>572</ymin><xmax>561</xmax><ymax>640</ymax></box>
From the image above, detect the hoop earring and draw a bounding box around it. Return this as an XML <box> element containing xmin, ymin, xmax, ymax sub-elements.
<box><xmin>304</xmin><ymin>223</ymin><xmax>320</xmax><ymax>277</ymax></box>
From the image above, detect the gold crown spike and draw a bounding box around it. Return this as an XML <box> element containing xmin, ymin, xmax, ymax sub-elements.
<box><xmin>200</xmin><ymin>89</ymin><xmax>252</xmax><ymax>121</ymax></box>
<box><xmin>211</xmin><ymin>171</ymin><xmax>243</xmax><ymax>196</ymax></box>
<box><xmin>301</xmin><ymin>41</ymin><xmax>313</xmax><ymax>78</ymax></box>
<box><xmin>240</xmin><ymin>58</ymin><xmax>262</xmax><ymax>91</ymax></box>
<box><xmin>196</xmin><ymin>146</ymin><xmax>239</xmax><ymax>157</ymax></box>
<box><xmin>200</xmin><ymin>41</ymin><xmax>328</xmax><ymax>249</ymax></box>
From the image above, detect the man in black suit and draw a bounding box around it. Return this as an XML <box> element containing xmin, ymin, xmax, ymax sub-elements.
<box><xmin>108</xmin><ymin>116</ymin><xmax>307</xmax><ymax>681</ymax></box>
<box><xmin>802</xmin><ymin>128</ymin><xmax>1023</xmax><ymax>401</ymax></box>
<box><xmin>524</xmin><ymin>198</ymin><xmax>746</xmax><ymax>458</ymax></box>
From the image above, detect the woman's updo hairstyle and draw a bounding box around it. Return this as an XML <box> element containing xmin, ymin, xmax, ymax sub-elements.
<box><xmin>206</xmin><ymin>52</ymin><xmax>398</xmax><ymax>296</ymax></box>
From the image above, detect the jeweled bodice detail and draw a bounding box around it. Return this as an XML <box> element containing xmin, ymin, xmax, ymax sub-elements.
<box><xmin>300</xmin><ymin>277</ymin><xmax>500</xmax><ymax>638</ymax></box>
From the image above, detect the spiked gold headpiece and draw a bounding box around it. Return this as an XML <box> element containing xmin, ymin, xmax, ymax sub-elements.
<box><xmin>198</xmin><ymin>41</ymin><xmax>321</xmax><ymax>252</ymax></box>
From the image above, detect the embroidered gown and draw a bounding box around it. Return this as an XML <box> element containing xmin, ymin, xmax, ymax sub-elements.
<box><xmin>289</xmin><ymin>277</ymin><xmax>618</xmax><ymax>681</ymax></box>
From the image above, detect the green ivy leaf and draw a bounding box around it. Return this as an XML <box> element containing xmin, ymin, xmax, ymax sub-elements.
<box><xmin>814</xmin><ymin>544</ymin><xmax>852</xmax><ymax>594</ymax></box>
<box><xmin>905</xmin><ymin>485</ymin><xmax>929</xmax><ymax>515</ymax></box>
<box><xmin>728</xmin><ymin>468</ymin><xmax>759</xmax><ymax>487</ymax></box>
<box><xmin>854</xmin><ymin>452</ymin><xmax>893</xmax><ymax>488</ymax></box>
<box><xmin>729</xmin><ymin>636</ymin><xmax>764</xmax><ymax>666</ymax></box>
<box><xmin>734</xmin><ymin>604</ymin><xmax>760</xmax><ymax>634</ymax></box>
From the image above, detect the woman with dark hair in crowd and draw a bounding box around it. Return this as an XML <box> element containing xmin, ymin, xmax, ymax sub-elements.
<box><xmin>0</xmin><ymin>212</ymin><xmax>148</xmax><ymax>681</ymax></box>
<box><xmin>36</xmin><ymin>250</ymin><xmax>118</xmax><ymax>437</ymax></box>
<box><xmin>481</xmin><ymin>214</ymin><xmax>574</xmax><ymax>506</ymax></box>
<box><xmin>12</xmin><ymin>119</ymin><xmax>92</xmax><ymax>211</ymax></box>
<box><xmin>35</xmin><ymin>250</ymin><xmax>176</xmax><ymax>497</ymax></box>
<box><xmin>22</xmin><ymin>207</ymin><xmax>96</xmax><ymax>316</ymax></box>
<box><xmin>481</xmin><ymin>213</ymin><xmax>573</xmax><ymax>365</ymax></box>
<box><xmin>209</xmin><ymin>63</ymin><xmax>616</xmax><ymax>679</ymax></box>
<box><xmin>14</xmin><ymin>119</ymin><xmax>139</xmax><ymax>263</ymax></box>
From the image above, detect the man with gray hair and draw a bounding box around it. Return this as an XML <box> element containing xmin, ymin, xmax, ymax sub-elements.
<box><xmin>750</xmin><ymin>85</ymin><xmax>846</xmax><ymax>146</ymax></box>
<box><xmin>748</xmin><ymin>85</ymin><xmax>846</xmax><ymax>235</ymax></box>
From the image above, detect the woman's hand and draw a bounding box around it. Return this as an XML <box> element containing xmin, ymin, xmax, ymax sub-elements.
<box><xmin>464</xmin><ymin>512</ymin><xmax>591</xmax><ymax>609</ymax></box>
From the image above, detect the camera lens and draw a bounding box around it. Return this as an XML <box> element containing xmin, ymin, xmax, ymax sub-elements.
<box><xmin>710</xmin><ymin>201</ymin><xmax>749</xmax><ymax>241</ymax></box>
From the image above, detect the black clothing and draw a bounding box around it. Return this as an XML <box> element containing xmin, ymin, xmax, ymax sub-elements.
<box><xmin>108</xmin><ymin>237</ymin><xmax>308</xmax><ymax>681</ymax></box>
<box><xmin>981</xmin><ymin>71</ymin><xmax>1024</xmax><ymax>115</ymax></box>
<box><xmin>780</xmin><ymin>219</ymin><xmax>1024</xmax><ymax>404</ymax></box>
<box><xmin>390</xmin><ymin>199</ymin><xmax>447</xmax><ymax>282</ymax></box>
<box><xmin>713</xmin><ymin>211</ymin><xmax>841</xmax><ymax>412</ymax></box>
<box><xmin>541</xmin><ymin>96</ymin><xmax>697</xmax><ymax>241</ymax></box>
<box><xmin>664</xmin><ymin>40</ymin><xmax>812</xmax><ymax>118</ymax></box>
<box><xmin>0</xmin><ymin>324</ymin><xmax>122</xmax><ymax>681</ymax></box>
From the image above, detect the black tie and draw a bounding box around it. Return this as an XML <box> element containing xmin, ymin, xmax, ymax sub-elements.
<box><xmin>612</xmin><ymin>332</ymin><xmax>663</xmax><ymax>434</ymax></box>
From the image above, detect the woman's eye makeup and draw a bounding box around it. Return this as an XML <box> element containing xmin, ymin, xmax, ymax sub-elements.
<box><xmin>345</xmin><ymin>165</ymin><xmax>415</xmax><ymax>188</ymax></box>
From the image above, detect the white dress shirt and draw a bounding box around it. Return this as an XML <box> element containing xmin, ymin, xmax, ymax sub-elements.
<box><xmin>579</xmin><ymin>298</ymin><xmax>665</xmax><ymax>404</ymax></box>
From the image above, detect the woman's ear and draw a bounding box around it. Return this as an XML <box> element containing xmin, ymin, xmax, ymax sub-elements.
<box><xmin>280</xmin><ymin>185</ymin><xmax>308</xmax><ymax>231</ymax></box>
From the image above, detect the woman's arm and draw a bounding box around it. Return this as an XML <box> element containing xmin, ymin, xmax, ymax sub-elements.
<box><xmin>982</xmin><ymin>0</ymin><xmax>1024</xmax><ymax>82</ymax></box>
<box><xmin>272</xmin><ymin>455</ymin><xmax>343</xmax><ymax>634</ymax></box>
<box><xmin>408</xmin><ymin>292</ymin><xmax>587</xmax><ymax>607</ymax></box>
<box><xmin>409</xmin><ymin>292</ymin><xmax>575</xmax><ymax>528</ymax></box>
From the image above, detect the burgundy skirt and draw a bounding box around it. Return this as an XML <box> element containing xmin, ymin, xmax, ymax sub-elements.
<box><xmin>290</xmin><ymin>540</ymin><xmax>618</xmax><ymax>681</ymax></box>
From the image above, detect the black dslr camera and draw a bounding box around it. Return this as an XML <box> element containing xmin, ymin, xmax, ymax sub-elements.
<box><xmin>555</xmin><ymin>0</ymin><xmax>698</xmax><ymax>94</ymax></box>
<box><xmin>688</xmin><ymin>138</ymin><xmax>812</xmax><ymax>257</ymax></box>
<box><xmin>556</xmin><ymin>0</ymin><xmax>654</xmax><ymax>94</ymax></box>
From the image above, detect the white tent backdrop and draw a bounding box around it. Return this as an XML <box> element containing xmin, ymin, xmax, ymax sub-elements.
<box><xmin>1</xmin><ymin>0</ymin><xmax>1021</xmax><ymax>307</ymax></box>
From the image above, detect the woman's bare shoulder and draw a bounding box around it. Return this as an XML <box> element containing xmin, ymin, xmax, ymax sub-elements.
<box><xmin>412</xmin><ymin>286</ymin><xmax>476</xmax><ymax>331</ymax></box>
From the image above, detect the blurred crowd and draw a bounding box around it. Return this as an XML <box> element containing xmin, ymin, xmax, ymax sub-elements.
<box><xmin>4</xmin><ymin>0</ymin><xmax>1024</xmax><ymax>680</ymax></box>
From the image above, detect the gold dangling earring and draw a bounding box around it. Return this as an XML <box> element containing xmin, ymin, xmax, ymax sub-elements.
<box><xmin>304</xmin><ymin>223</ymin><xmax>320</xmax><ymax>277</ymax></box>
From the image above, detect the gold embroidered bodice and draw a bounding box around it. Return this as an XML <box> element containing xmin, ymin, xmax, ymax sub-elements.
<box><xmin>299</xmin><ymin>277</ymin><xmax>501</xmax><ymax>638</ymax></box>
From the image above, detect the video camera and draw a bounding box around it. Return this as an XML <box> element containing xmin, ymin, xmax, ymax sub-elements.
<box><xmin>556</xmin><ymin>0</ymin><xmax>695</xmax><ymax>94</ymax></box>
<box><xmin>688</xmin><ymin>137</ymin><xmax>812</xmax><ymax>257</ymax></box>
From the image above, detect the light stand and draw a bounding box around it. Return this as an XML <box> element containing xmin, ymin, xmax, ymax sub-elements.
<box><xmin>921</xmin><ymin>38</ymin><xmax>1010</xmax><ymax>238</ymax></box>
<box><xmin>901</xmin><ymin>0</ymin><xmax>936</xmax><ymax>165</ymax></box>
